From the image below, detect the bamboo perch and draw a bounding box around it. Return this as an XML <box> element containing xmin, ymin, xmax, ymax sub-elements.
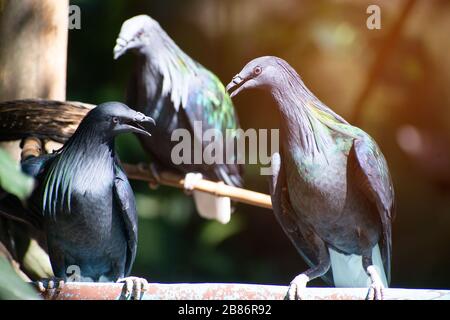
<box><xmin>37</xmin><ymin>282</ymin><xmax>450</xmax><ymax>300</ymax></box>
<box><xmin>123</xmin><ymin>163</ymin><xmax>272</xmax><ymax>209</ymax></box>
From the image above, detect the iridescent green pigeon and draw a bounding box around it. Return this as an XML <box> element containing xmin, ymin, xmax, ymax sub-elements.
<box><xmin>227</xmin><ymin>56</ymin><xmax>395</xmax><ymax>300</ymax></box>
<box><xmin>113</xmin><ymin>15</ymin><xmax>243</xmax><ymax>224</ymax></box>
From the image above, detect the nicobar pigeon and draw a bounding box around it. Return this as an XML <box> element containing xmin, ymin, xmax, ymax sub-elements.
<box><xmin>113</xmin><ymin>15</ymin><xmax>243</xmax><ymax>224</ymax></box>
<box><xmin>227</xmin><ymin>56</ymin><xmax>395</xmax><ymax>300</ymax></box>
<box><xmin>16</xmin><ymin>102</ymin><xmax>154</xmax><ymax>299</ymax></box>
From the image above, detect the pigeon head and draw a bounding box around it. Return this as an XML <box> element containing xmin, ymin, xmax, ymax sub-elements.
<box><xmin>81</xmin><ymin>102</ymin><xmax>155</xmax><ymax>139</ymax></box>
<box><xmin>113</xmin><ymin>15</ymin><xmax>160</xmax><ymax>59</ymax></box>
<box><xmin>226</xmin><ymin>56</ymin><xmax>298</xmax><ymax>98</ymax></box>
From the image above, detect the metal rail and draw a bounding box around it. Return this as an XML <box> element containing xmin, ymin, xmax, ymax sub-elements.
<box><xmin>38</xmin><ymin>282</ymin><xmax>450</xmax><ymax>300</ymax></box>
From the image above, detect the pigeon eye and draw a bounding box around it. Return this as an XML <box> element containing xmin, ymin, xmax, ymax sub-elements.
<box><xmin>112</xmin><ymin>117</ymin><xmax>119</xmax><ymax>124</ymax></box>
<box><xmin>254</xmin><ymin>66</ymin><xmax>262</xmax><ymax>75</ymax></box>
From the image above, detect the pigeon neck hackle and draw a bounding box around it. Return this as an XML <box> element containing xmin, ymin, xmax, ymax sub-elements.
<box><xmin>42</xmin><ymin>117</ymin><xmax>116</xmax><ymax>218</ymax></box>
<box><xmin>269</xmin><ymin>59</ymin><xmax>350</xmax><ymax>158</ymax></box>
<box><xmin>141</xmin><ymin>22</ymin><xmax>200</xmax><ymax>112</ymax></box>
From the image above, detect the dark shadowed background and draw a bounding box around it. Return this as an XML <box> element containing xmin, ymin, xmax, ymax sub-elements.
<box><xmin>67</xmin><ymin>0</ymin><xmax>450</xmax><ymax>289</ymax></box>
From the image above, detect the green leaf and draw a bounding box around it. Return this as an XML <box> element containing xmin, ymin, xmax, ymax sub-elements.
<box><xmin>0</xmin><ymin>148</ymin><xmax>34</xmax><ymax>200</ymax></box>
<box><xmin>0</xmin><ymin>256</ymin><xmax>40</xmax><ymax>300</ymax></box>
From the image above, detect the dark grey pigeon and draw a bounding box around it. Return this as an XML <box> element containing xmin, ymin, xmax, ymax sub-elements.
<box><xmin>227</xmin><ymin>56</ymin><xmax>395</xmax><ymax>300</ymax></box>
<box><xmin>16</xmin><ymin>102</ymin><xmax>155</xmax><ymax>299</ymax></box>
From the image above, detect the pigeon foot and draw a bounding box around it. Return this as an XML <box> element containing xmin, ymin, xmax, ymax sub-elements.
<box><xmin>117</xmin><ymin>276</ymin><xmax>149</xmax><ymax>300</ymax></box>
<box><xmin>183</xmin><ymin>173</ymin><xmax>203</xmax><ymax>195</ymax></box>
<box><xmin>35</xmin><ymin>277</ymin><xmax>65</xmax><ymax>294</ymax></box>
<box><xmin>148</xmin><ymin>162</ymin><xmax>161</xmax><ymax>189</ymax></box>
<box><xmin>366</xmin><ymin>266</ymin><xmax>384</xmax><ymax>300</ymax></box>
<box><xmin>287</xmin><ymin>274</ymin><xmax>310</xmax><ymax>300</ymax></box>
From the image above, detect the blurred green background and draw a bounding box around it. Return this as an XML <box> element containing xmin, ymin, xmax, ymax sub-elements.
<box><xmin>67</xmin><ymin>0</ymin><xmax>450</xmax><ymax>289</ymax></box>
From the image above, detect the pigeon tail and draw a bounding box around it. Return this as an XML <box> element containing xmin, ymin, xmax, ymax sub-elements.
<box><xmin>184</xmin><ymin>173</ymin><xmax>232</xmax><ymax>224</ymax></box>
<box><xmin>329</xmin><ymin>244</ymin><xmax>388</xmax><ymax>288</ymax></box>
<box><xmin>192</xmin><ymin>191</ymin><xmax>231</xmax><ymax>224</ymax></box>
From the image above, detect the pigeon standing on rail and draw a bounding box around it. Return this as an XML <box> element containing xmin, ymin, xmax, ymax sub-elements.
<box><xmin>227</xmin><ymin>56</ymin><xmax>394</xmax><ymax>300</ymax></box>
<box><xmin>113</xmin><ymin>15</ymin><xmax>243</xmax><ymax>224</ymax></box>
<box><xmin>5</xmin><ymin>102</ymin><xmax>155</xmax><ymax>299</ymax></box>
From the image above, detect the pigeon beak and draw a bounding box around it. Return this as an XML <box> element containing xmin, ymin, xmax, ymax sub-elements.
<box><xmin>127</xmin><ymin>113</ymin><xmax>155</xmax><ymax>137</ymax></box>
<box><xmin>113</xmin><ymin>38</ymin><xmax>129</xmax><ymax>60</ymax></box>
<box><xmin>135</xmin><ymin>113</ymin><xmax>156</xmax><ymax>126</ymax></box>
<box><xmin>226</xmin><ymin>75</ymin><xmax>246</xmax><ymax>98</ymax></box>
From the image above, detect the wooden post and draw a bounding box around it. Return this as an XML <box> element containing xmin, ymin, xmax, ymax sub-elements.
<box><xmin>0</xmin><ymin>0</ymin><xmax>68</xmax><ymax>101</ymax></box>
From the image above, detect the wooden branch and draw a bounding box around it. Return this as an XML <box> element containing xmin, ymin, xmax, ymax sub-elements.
<box><xmin>0</xmin><ymin>100</ymin><xmax>94</xmax><ymax>143</ymax></box>
<box><xmin>123</xmin><ymin>163</ymin><xmax>272</xmax><ymax>209</ymax></box>
<box><xmin>37</xmin><ymin>282</ymin><xmax>450</xmax><ymax>300</ymax></box>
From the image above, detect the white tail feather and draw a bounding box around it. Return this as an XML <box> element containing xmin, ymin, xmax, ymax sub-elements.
<box><xmin>192</xmin><ymin>191</ymin><xmax>231</xmax><ymax>224</ymax></box>
<box><xmin>329</xmin><ymin>244</ymin><xmax>388</xmax><ymax>288</ymax></box>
